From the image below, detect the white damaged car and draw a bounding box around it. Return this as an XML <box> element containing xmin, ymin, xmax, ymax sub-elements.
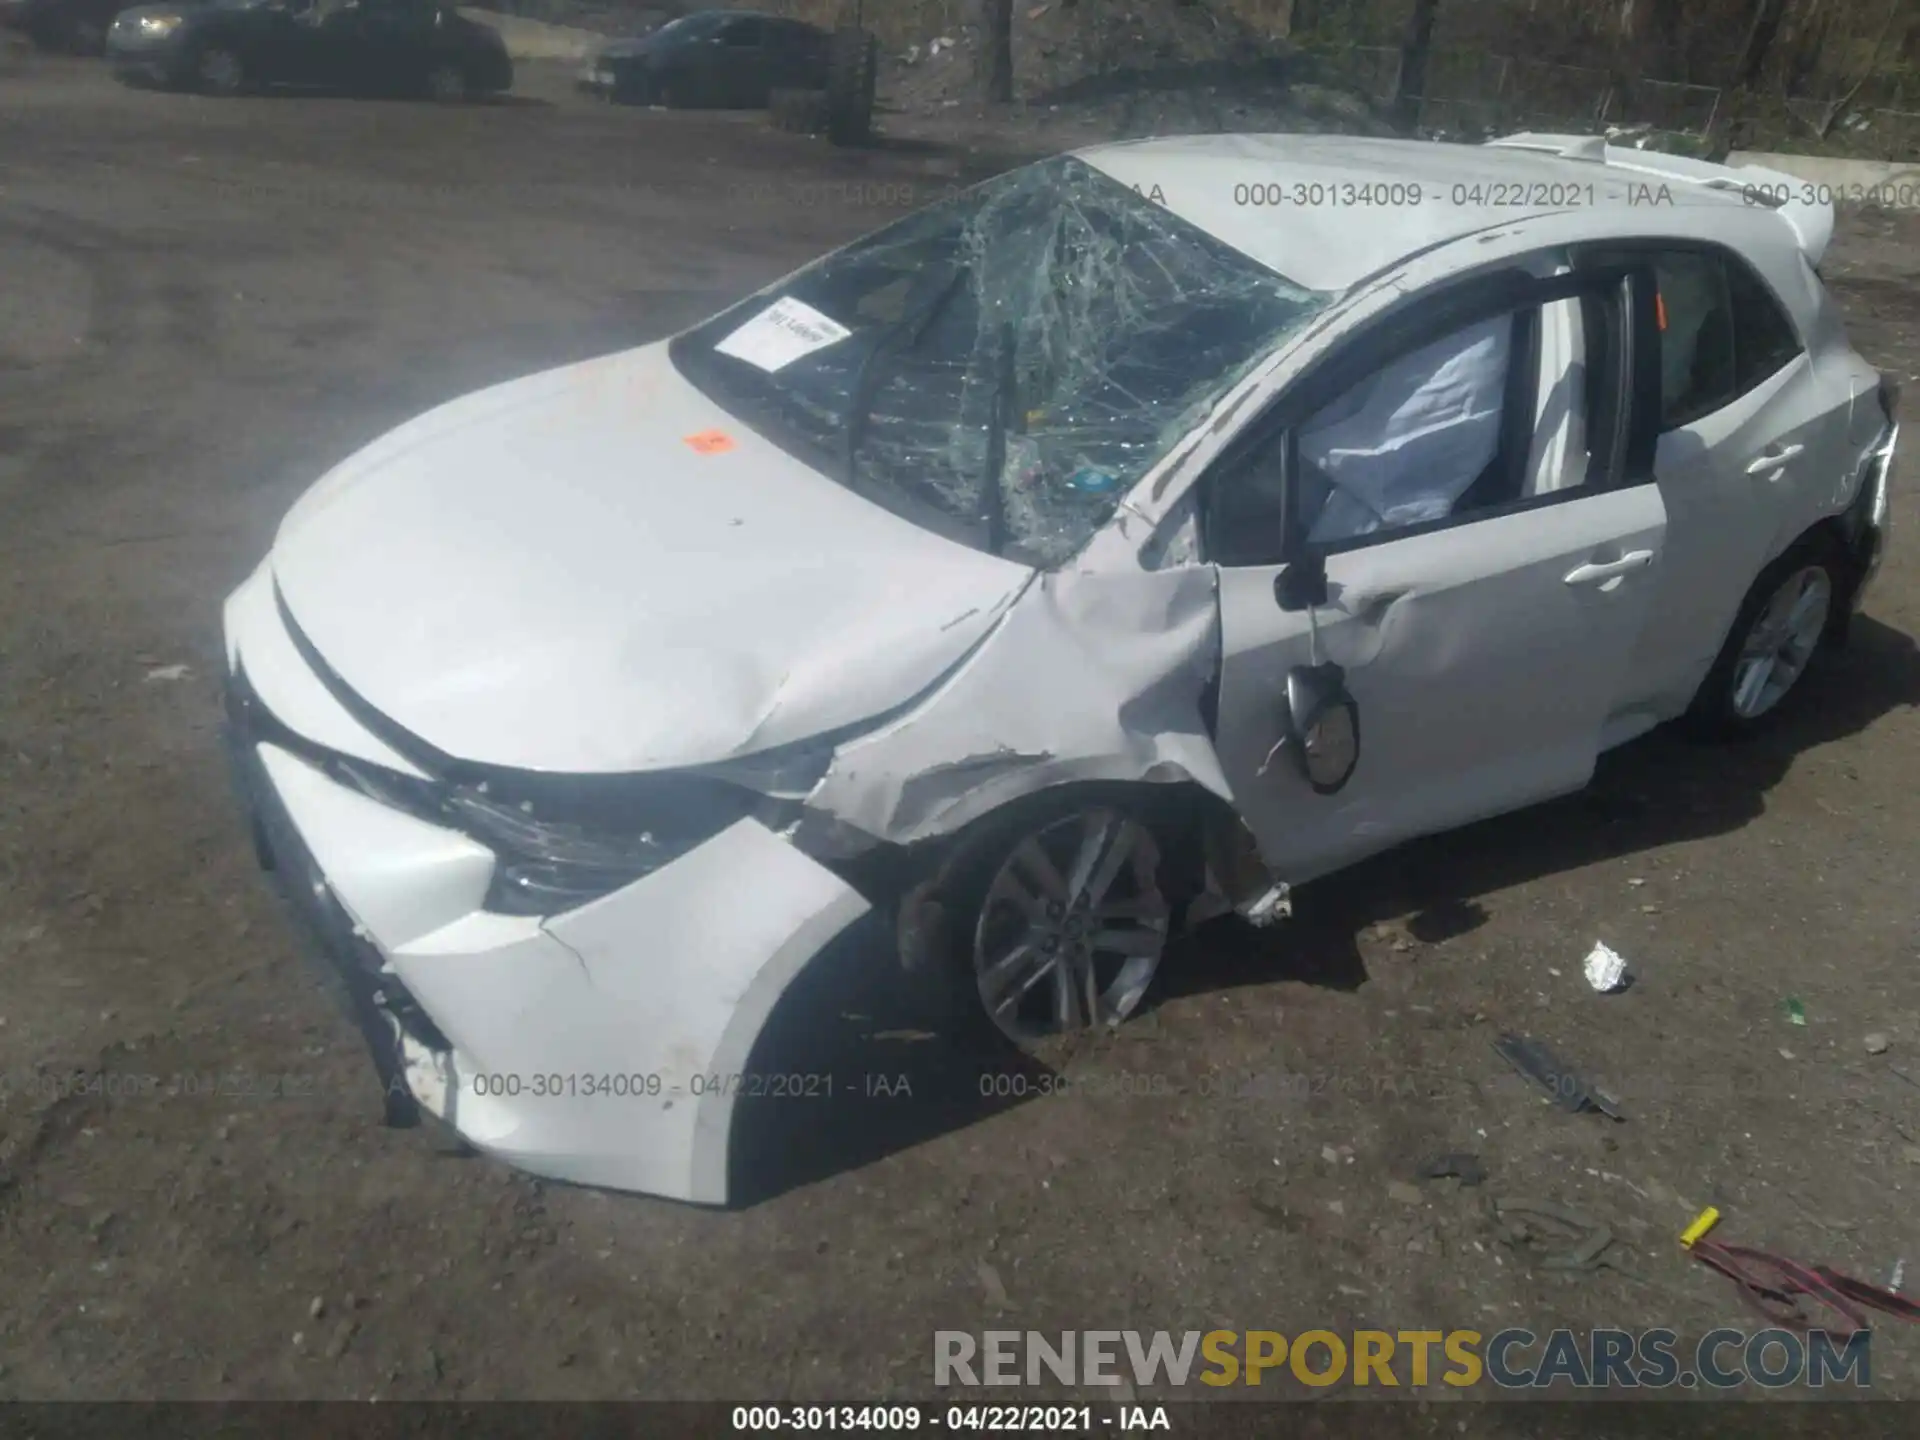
<box><xmin>224</xmin><ymin>132</ymin><xmax>1898</xmax><ymax>1203</ymax></box>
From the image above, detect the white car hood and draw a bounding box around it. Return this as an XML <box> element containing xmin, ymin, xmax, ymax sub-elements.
<box><xmin>269</xmin><ymin>342</ymin><xmax>1031</xmax><ymax>773</ymax></box>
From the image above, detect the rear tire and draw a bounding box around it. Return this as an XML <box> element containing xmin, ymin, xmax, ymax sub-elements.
<box><xmin>425</xmin><ymin>61</ymin><xmax>469</xmax><ymax>103</ymax></box>
<box><xmin>824</xmin><ymin>25</ymin><xmax>877</xmax><ymax>146</ymax></box>
<box><xmin>1685</xmin><ymin>531</ymin><xmax>1849</xmax><ymax>738</ymax></box>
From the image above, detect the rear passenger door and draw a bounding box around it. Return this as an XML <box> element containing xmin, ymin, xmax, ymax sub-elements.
<box><xmin>775</xmin><ymin>20</ymin><xmax>831</xmax><ymax>88</ymax></box>
<box><xmin>353</xmin><ymin>0</ymin><xmax>437</xmax><ymax>91</ymax></box>
<box><xmin>1578</xmin><ymin>242</ymin><xmax>1836</xmax><ymax>722</ymax></box>
<box><xmin>253</xmin><ymin>0</ymin><xmax>326</xmax><ymax>84</ymax></box>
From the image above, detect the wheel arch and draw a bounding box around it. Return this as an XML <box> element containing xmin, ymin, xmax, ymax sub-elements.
<box><xmin>1684</xmin><ymin>517</ymin><xmax>1853</xmax><ymax>735</ymax></box>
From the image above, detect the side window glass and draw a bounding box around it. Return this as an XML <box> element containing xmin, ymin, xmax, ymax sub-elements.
<box><xmin>1295</xmin><ymin>313</ymin><xmax>1514</xmax><ymax>544</ymax></box>
<box><xmin>1206</xmin><ymin>310</ymin><xmax>1525</xmax><ymax>566</ymax></box>
<box><xmin>1205</xmin><ymin>429</ymin><xmax>1291</xmax><ymax>569</ymax></box>
<box><xmin>1725</xmin><ymin>259</ymin><xmax>1803</xmax><ymax>394</ymax></box>
<box><xmin>723</xmin><ymin>18</ymin><xmax>763</xmax><ymax>46</ymax></box>
<box><xmin>1649</xmin><ymin>250</ymin><xmax>1735</xmax><ymax>429</ymax></box>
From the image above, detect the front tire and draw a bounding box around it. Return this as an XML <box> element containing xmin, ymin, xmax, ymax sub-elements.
<box><xmin>1687</xmin><ymin>532</ymin><xmax>1847</xmax><ymax>736</ymax></box>
<box><xmin>194</xmin><ymin>44</ymin><xmax>247</xmax><ymax>96</ymax></box>
<box><xmin>944</xmin><ymin>797</ymin><xmax>1179</xmax><ymax>1051</ymax></box>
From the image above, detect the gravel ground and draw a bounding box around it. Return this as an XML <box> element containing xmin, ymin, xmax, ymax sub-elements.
<box><xmin>2</xmin><ymin>52</ymin><xmax>1919</xmax><ymax>1411</ymax></box>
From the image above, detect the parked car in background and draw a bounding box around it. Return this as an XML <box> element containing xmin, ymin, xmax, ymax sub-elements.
<box><xmin>578</xmin><ymin>8</ymin><xmax>829</xmax><ymax>107</ymax></box>
<box><xmin>2</xmin><ymin>0</ymin><xmax>163</xmax><ymax>53</ymax></box>
<box><xmin>107</xmin><ymin>0</ymin><xmax>510</xmax><ymax>97</ymax></box>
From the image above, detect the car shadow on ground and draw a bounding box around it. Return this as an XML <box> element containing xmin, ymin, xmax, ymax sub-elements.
<box><xmin>728</xmin><ymin>911</ymin><xmax>1047</xmax><ymax>1207</ymax></box>
<box><xmin>1163</xmin><ymin>613</ymin><xmax>1920</xmax><ymax>1002</ymax></box>
<box><xmin>732</xmin><ymin>616</ymin><xmax>1920</xmax><ymax>1204</ymax></box>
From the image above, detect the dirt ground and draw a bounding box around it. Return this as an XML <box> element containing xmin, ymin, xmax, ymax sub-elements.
<box><xmin>3</xmin><ymin>51</ymin><xmax>1920</xmax><ymax>1409</ymax></box>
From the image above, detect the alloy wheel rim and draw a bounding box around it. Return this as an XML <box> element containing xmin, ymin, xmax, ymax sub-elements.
<box><xmin>971</xmin><ymin>808</ymin><xmax>1169</xmax><ymax>1046</ymax></box>
<box><xmin>1731</xmin><ymin>564</ymin><xmax>1831</xmax><ymax>720</ymax></box>
<box><xmin>201</xmin><ymin>50</ymin><xmax>240</xmax><ymax>90</ymax></box>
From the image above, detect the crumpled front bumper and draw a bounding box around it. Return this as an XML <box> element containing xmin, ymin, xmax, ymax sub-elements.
<box><xmin>222</xmin><ymin>570</ymin><xmax>872</xmax><ymax>1205</ymax></box>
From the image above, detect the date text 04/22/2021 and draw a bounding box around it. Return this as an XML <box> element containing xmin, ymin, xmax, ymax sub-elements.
<box><xmin>458</xmin><ymin>1071</ymin><xmax>917</xmax><ymax>1100</ymax></box>
<box><xmin>0</xmin><ymin>1069</ymin><xmax>323</xmax><ymax>1102</ymax></box>
<box><xmin>729</xmin><ymin>1405</ymin><xmax>1171</xmax><ymax>1432</ymax></box>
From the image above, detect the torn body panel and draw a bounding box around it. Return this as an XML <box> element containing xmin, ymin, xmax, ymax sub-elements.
<box><xmin>1214</xmin><ymin>479</ymin><xmax>1667</xmax><ymax>886</ymax></box>
<box><xmin>803</xmin><ymin>562</ymin><xmax>1234</xmax><ymax>846</ymax></box>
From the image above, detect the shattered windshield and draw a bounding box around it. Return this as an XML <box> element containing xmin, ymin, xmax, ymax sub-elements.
<box><xmin>669</xmin><ymin>156</ymin><xmax>1330</xmax><ymax>566</ymax></box>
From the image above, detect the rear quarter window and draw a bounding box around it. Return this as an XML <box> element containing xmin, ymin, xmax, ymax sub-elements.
<box><xmin>1580</xmin><ymin>242</ymin><xmax>1806</xmax><ymax>431</ymax></box>
<box><xmin>1725</xmin><ymin>257</ymin><xmax>1804</xmax><ymax>393</ymax></box>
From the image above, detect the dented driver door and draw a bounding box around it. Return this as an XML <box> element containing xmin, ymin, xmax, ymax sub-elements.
<box><xmin>1203</xmin><ymin>265</ymin><xmax>1668</xmax><ymax>884</ymax></box>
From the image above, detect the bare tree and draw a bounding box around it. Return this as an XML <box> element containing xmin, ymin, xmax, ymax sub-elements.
<box><xmin>977</xmin><ymin>0</ymin><xmax>1014</xmax><ymax>103</ymax></box>
<box><xmin>1392</xmin><ymin>0</ymin><xmax>1440</xmax><ymax>131</ymax></box>
<box><xmin>1802</xmin><ymin>0</ymin><xmax>1904</xmax><ymax>137</ymax></box>
<box><xmin>1735</xmin><ymin>0</ymin><xmax>1790</xmax><ymax>88</ymax></box>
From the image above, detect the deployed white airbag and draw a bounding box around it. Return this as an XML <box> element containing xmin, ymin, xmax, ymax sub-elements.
<box><xmin>1298</xmin><ymin>315</ymin><xmax>1511</xmax><ymax>541</ymax></box>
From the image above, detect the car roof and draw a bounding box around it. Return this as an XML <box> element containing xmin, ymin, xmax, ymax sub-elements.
<box><xmin>1074</xmin><ymin>133</ymin><xmax>1768</xmax><ymax>293</ymax></box>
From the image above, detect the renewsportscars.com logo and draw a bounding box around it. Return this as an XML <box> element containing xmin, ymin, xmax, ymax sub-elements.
<box><xmin>934</xmin><ymin>1328</ymin><xmax>1871</xmax><ymax>1390</ymax></box>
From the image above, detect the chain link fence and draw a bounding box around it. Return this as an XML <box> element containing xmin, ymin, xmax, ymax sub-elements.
<box><xmin>1303</xmin><ymin>41</ymin><xmax>1723</xmax><ymax>139</ymax></box>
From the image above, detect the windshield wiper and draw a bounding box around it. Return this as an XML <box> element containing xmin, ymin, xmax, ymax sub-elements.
<box><xmin>842</xmin><ymin>262</ymin><xmax>971</xmax><ymax>489</ymax></box>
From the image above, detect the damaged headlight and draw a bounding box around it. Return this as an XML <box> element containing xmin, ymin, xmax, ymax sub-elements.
<box><xmin>330</xmin><ymin>758</ymin><xmax>795</xmax><ymax>917</ymax></box>
<box><xmin>326</xmin><ymin>717</ymin><xmax>890</xmax><ymax>916</ymax></box>
<box><xmin>450</xmin><ymin>790</ymin><xmax>693</xmax><ymax>917</ymax></box>
<box><xmin>453</xmin><ymin>779</ymin><xmax>794</xmax><ymax>917</ymax></box>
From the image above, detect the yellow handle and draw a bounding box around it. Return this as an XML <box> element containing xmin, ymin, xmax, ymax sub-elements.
<box><xmin>1680</xmin><ymin>1207</ymin><xmax>1721</xmax><ymax>1249</ymax></box>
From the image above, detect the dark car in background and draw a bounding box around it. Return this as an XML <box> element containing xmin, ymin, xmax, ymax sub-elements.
<box><xmin>1</xmin><ymin>0</ymin><xmax>165</xmax><ymax>53</ymax></box>
<box><xmin>578</xmin><ymin>8</ymin><xmax>829</xmax><ymax>107</ymax></box>
<box><xmin>107</xmin><ymin>0</ymin><xmax>511</xmax><ymax>97</ymax></box>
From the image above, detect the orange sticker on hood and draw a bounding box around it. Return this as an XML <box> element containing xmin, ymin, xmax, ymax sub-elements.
<box><xmin>684</xmin><ymin>430</ymin><xmax>736</xmax><ymax>455</ymax></box>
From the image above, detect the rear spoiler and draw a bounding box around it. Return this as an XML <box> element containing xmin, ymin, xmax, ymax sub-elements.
<box><xmin>1484</xmin><ymin>132</ymin><xmax>1835</xmax><ymax>266</ymax></box>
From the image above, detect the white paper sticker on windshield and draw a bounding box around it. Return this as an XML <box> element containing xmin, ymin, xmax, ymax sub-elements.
<box><xmin>714</xmin><ymin>297</ymin><xmax>853</xmax><ymax>372</ymax></box>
